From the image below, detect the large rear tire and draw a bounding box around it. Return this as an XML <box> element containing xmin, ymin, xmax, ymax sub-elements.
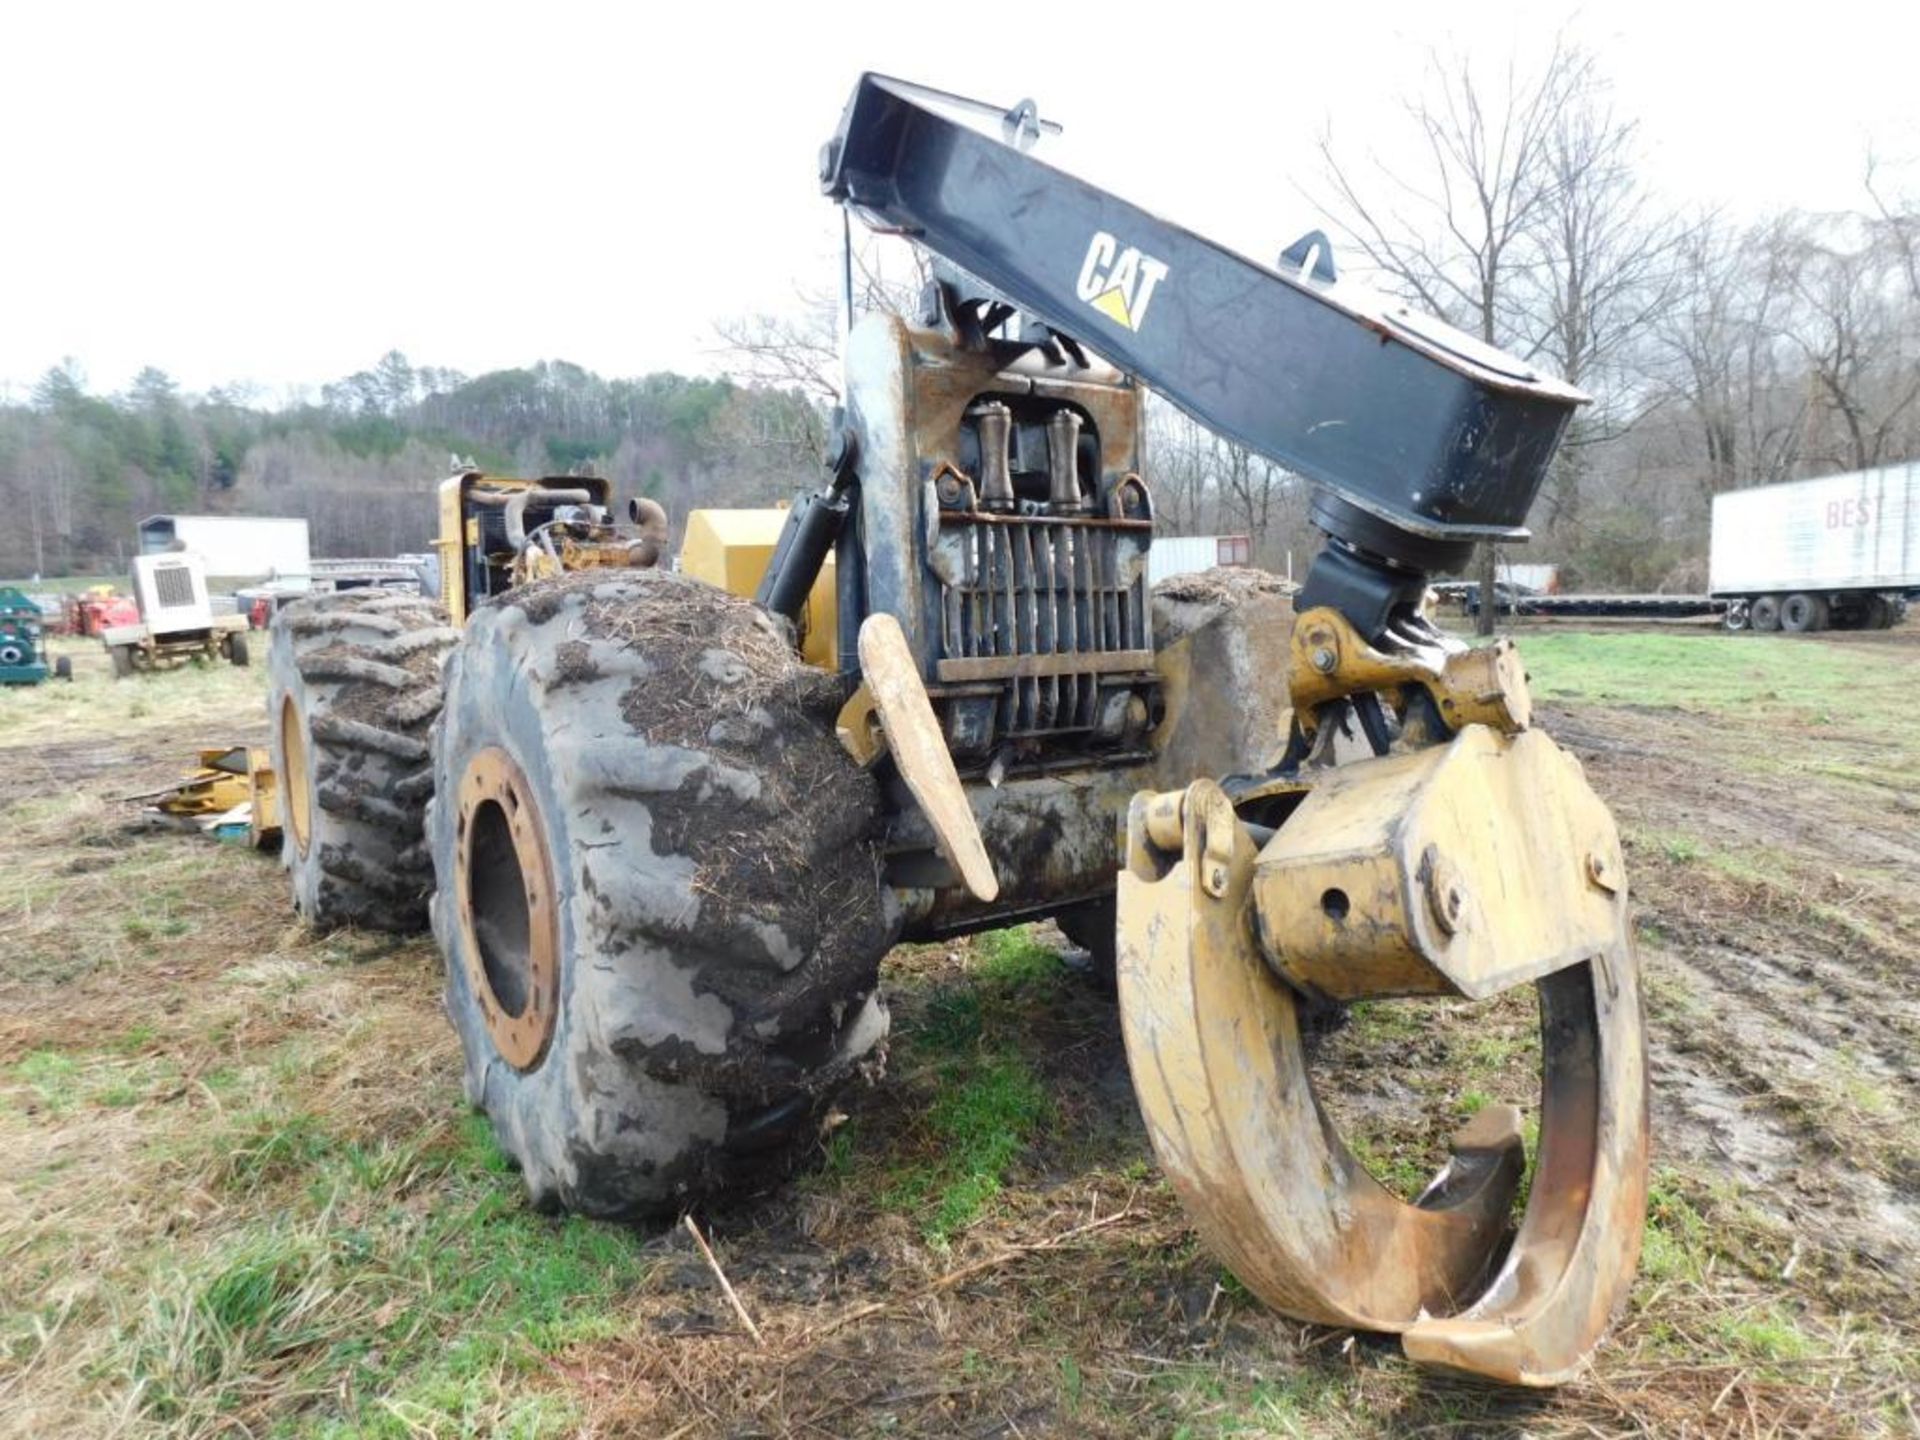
<box><xmin>1748</xmin><ymin>594</ymin><xmax>1783</xmax><ymax>633</ymax></box>
<box><xmin>268</xmin><ymin>591</ymin><xmax>456</xmax><ymax>932</ymax></box>
<box><xmin>429</xmin><ymin>571</ymin><xmax>896</xmax><ymax>1217</ymax></box>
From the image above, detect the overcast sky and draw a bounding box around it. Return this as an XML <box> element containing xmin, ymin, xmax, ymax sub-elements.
<box><xmin>4</xmin><ymin>0</ymin><xmax>1916</xmax><ymax>402</ymax></box>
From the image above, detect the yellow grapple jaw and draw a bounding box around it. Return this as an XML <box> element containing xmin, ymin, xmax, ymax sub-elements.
<box><xmin>1116</xmin><ymin>609</ymin><xmax>1649</xmax><ymax>1386</ymax></box>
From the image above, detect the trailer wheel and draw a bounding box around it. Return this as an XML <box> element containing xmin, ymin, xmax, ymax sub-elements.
<box><xmin>54</xmin><ymin>655</ymin><xmax>72</xmax><ymax>682</ymax></box>
<box><xmin>430</xmin><ymin>570</ymin><xmax>896</xmax><ymax>1217</ymax></box>
<box><xmin>1780</xmin><ymin>593</ymin><xmax>1827</xmax><ymax>633</ymax></box>
<box><xmin>1721</xmin><ymin>601</ymin><xmax>1749</xmax><ymax>632</ymax></box>
<box><xmin>227</xmin><ymin>631</ymin><xmax>251</xmax><ymax>667</ymax></box>
<box><xmin>1748</xmin><ymin>595</ymin><xmax>1782</xmax><ymax>633</ymax></box>
<box><xmin>1864</xmin><ymin>594</ymin><xmax>1895</xmax><ymax>630</ymax></box>
<box><xmin>110</xmin><ymin>644</ymin><xmax>136</xmax><ymax>678</ymax></box>
<box><xmin>269</xmin><ymin>591</ymin><xmax>456</xmax><ymax>932</ymax></box>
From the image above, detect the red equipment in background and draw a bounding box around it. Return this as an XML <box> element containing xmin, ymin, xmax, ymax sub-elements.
<box><xmin>61</xmin><ymin>590</ymin><xmax>141</xmax><ymax>637</ymax></box>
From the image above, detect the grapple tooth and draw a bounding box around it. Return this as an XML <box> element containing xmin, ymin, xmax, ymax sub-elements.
<box><xmin>1401</xmin><ymin>942</ymin><xmax>1650</xmax><ymax>1385</ymax></box>
<box><xmin>1117</xmin><ymin>768</ymin><xmax>1648</xmax><ymax>1387</ymax></box>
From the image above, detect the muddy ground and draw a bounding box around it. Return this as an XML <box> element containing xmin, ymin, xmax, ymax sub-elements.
<box><xmin>1</xmin><ymin>623</ymin><xmax>1916</xmax><ymax>1438</ymax></box>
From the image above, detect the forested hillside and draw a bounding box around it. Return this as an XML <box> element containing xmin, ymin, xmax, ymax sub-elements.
<box><xmin>4</xmin><ymin>115</ymin><xmax>1916</xmax><ymax>592</ymax></box>
<box><xmin>0</xmin><ymin>354</ymin><xmax>822</xmax><ymax>577</ymax></box>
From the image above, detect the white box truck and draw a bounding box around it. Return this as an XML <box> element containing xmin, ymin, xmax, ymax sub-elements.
<box><xmin>1711</xmin><ymin>463</ymin><xmax>1918</xmax><ymax>632</ymax></box>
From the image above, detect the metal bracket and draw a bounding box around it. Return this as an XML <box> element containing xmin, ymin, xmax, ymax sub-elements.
<box><xmin>1288</xmin><ymin>606</ymin><xmax>1533</xmax><ymax>740</ymax></box>
<box><xmin>857</xmin><ymin>614</ymin><xmax>999</xmax><ymax>902</ymax></box>
<box><xmin>1140</xmin><ymin>784</ymin><xmax>1236</xmax><ymax>899</ymax></box>
<box><xmin>1278</xmin><ymin>230</ymin><xmax>1338</xmax><ymax>285</ymax></box>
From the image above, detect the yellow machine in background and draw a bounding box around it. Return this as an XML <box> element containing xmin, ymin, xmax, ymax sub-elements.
<box><xmin>127</xmin><ymin>746</ymin><xmax>280</xmax><ymax>849</ymax></box>
<box><xmin>679</xmin><ymin>508</ymin><xmax>837</xmax><ymax>669</ymax></box>
<box><xmin>431</xmin><ymin>469</ymin><xmax>669</xmax><ymax>626</ymax></box>
<box><xmin>267</xmin><ymin>466</ymin><xmax>669</xmax><ymax>934</ymax></box>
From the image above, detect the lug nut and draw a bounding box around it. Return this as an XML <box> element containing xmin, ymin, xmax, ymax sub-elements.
<box><xmin>1311</xmin><ymin>646</ymin><xmax>1337</xmax><ymax>673</ymax></box>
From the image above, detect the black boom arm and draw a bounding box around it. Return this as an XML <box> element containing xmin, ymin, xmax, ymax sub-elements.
<box><xmin>820</xmin><ymin>73</ymin><xmax>1587</xmax><ymax>634</ymax></box>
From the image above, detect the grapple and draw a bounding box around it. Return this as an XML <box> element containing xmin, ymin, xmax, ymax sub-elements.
<box><xmin>1117</xmin><ymin>607</ymin><xmax>1649</xmax><ymax>1385</ymax></box>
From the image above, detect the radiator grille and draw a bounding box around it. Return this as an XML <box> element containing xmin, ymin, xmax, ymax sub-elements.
<box><xmin>153</xmin><ymin>565</ymin><xmax>196</xmax><ymax>609</ymax></box>
<box><xmin>933</xmin><ymin>516</ymin><xmax>1151</xmax><ymax>735</ymax></box>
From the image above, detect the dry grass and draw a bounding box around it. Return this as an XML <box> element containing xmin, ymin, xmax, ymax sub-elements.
<box><xmin>0</xmin><ymin>635</ymin><xmax>263</xmax><ymax>747</ymax></box>
<box><xmin>2</xmin><ymin>624</ymin><xmax>1918</xmax><ymax>1436</ymax></box>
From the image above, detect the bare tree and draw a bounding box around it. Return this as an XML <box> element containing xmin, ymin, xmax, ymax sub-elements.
<box><xmin>1314</xmin><ymin>40</ymin><xmax>1590</xmax><ymax>347</ymax></box>
<box><xmin>1775</xmin><ymin>211</ymin><xmax>1920</xmax><ymax>473</ymax></box>
<box><xmin>1142</xmin><ymin>399</ymin><xmax>1211</xmax><ymax>536</ymax></box>
<box><xmin>711</xmin><ymin>287</ymin><xmax>844</xmax><ymax>411</ymax></box>
<box><xmin>1213</xmin><ymin>436</ymin><xmax>1287</xmax><ymax>561</ymax></box>
<box><xmin>1312</xmin><ymin>38</ymin><xmax>1653</xmax><ymax>630</ymax></box>
<box><xmin>713</xmin><ymin>233</ymin><xmax>930</xmax><ymax>413</ymax></box>
<box><xmin>1865</xmin><ymin>153</ymin><xmax>1920</xmax><ymax>305</ymax></box>
<box><xmin>1523</xmin><ymin>81</ymin><xmax>1685</xmax><ymax>529</ymax></box>
<box><xmin>1652</xmin><ymin>218</ymin><xmax>1811</xmax><ymax>496</ymax></box>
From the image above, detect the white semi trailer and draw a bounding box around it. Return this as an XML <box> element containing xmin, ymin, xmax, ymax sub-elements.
<box><xmin>1712</xmin><ymin>462</ymin><xmax>1918</xmax><ymax>632</ymax></box>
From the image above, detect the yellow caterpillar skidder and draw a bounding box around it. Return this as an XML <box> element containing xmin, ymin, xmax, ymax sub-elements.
<box><xmin>268</xmin><ymin>76</ymin><xmax>1646</xmax><ymax>1387</ymax></box>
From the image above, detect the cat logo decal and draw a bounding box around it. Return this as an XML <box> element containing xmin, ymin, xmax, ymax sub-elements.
<box><xmin>1075</xmin><ymin>231</ymin><xmax>1170</xmax><ymax>332</ymax></box>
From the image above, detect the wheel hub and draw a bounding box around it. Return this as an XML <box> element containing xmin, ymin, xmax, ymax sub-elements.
<box><xmin>455</xmin><ymin>747</ymin><xmax>561</xmax><ymax>1070</ymax></box>
<box><xmin>279</xmin><ymin>695</ymin><xmax>313</xmax><ymax>856</ymax></box>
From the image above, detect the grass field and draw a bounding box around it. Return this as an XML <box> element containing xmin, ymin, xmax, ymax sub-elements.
<box><xmin>2</xmin><ymin>620</ymin><xmax>1916</xmax><ymax>1436</ymax></box>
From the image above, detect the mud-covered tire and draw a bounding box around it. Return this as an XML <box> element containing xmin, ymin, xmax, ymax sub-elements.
<box><xmin>429</xmin><ymin>571</ymin><xmax>896</xmax><ymax>1218</ymax></box>
<box><xmin>268</xmin><ymin>591</ymin><xmax>456</xmax><ymax>932</ymax></box>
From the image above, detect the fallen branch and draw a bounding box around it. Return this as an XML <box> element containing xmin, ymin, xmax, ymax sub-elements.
<box><xmin>685</xmin><ymin>1212</ymin><xmax>765</xmax><ymax>1347</ymax></box>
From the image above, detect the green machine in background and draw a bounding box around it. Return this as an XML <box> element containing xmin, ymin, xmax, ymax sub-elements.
<box><xmin>0</xmin><ymin>588</ymin><xmax>68</xmax><ymax>685</ymax></box>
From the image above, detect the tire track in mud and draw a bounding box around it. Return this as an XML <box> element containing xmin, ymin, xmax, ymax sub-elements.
<box><xmin>1546</xmin><ymin>701</ymin><xmax>1920</xmax><ymax>1305</ymax></box>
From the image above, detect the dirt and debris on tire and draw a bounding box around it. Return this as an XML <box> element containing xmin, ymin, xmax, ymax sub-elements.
<box><xmin>431</xmin><ymin>570</ymin><xmax>897</xmax><ymax>1218</ymax></box>
<box><xmin>268</xmin><ymin>589</ymin><xmax>456</xmax><ymax>933</ymax></box>
<box><xmin>1150</xmin><ymin>565</ymin><xmax>1296</xmax><ymax>649</ymax></box>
